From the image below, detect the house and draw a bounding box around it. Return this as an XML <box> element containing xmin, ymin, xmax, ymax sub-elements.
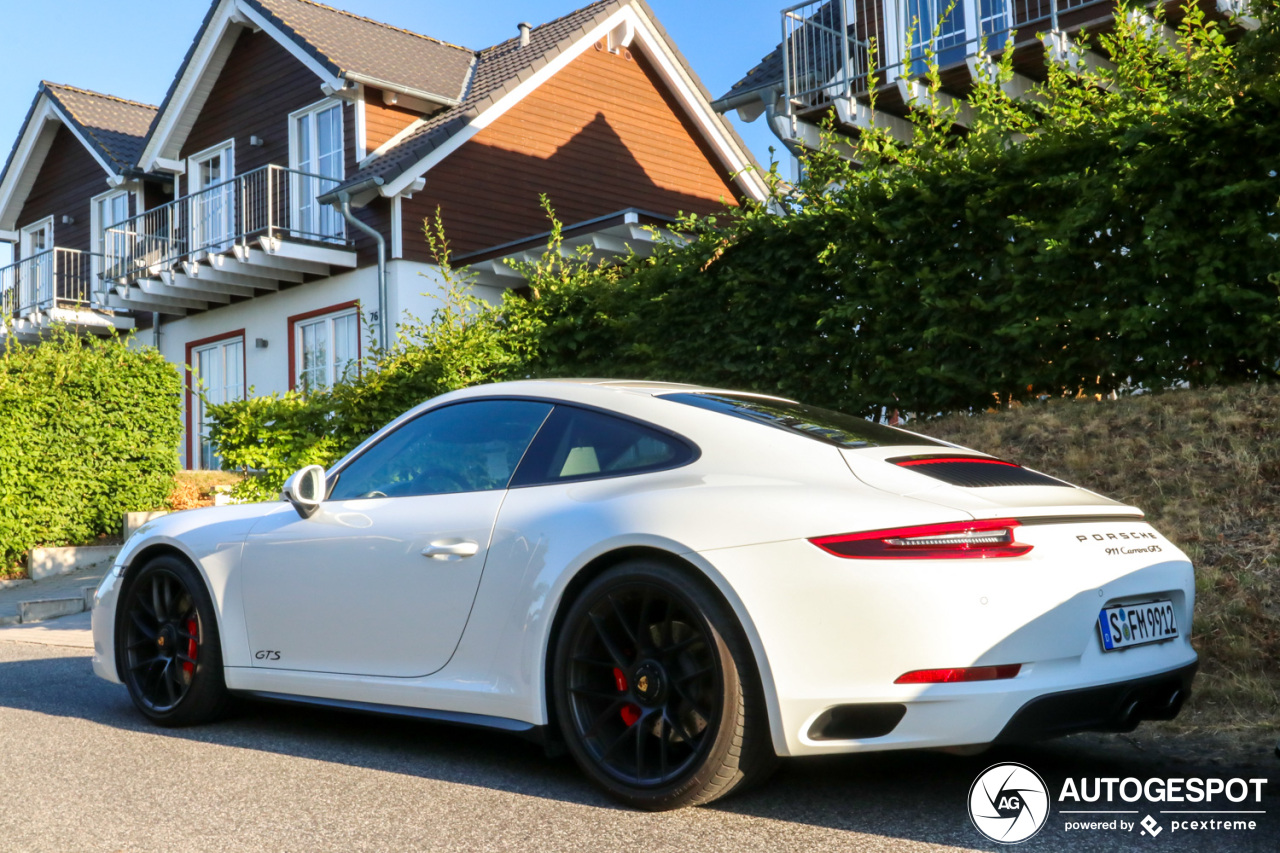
<box><xmin>711</xmin><ymin>0</ymin><xmax>1259</xmax><ymax>163</ymax></box>
<box><xmin>0</xmin><ymin>0</ymin><xmax>767</xmax><ymax>469</ymax></box>
<box><xmin>0</xmin><ymin>82</ymin><xmax>152</xmax><ymax>339</ymax></box>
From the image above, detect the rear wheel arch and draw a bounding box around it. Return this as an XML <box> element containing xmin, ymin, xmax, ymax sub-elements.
<box><xmin>541</xmin><ymin>547</ymin><xmax>773</xmax><ymax>745</ymax></box>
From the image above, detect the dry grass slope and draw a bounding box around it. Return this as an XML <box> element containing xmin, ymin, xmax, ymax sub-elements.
<box><xmin>916</xmin><ymin>385</ymin><xmax>1279</xmax><ymax>732</ymax></box>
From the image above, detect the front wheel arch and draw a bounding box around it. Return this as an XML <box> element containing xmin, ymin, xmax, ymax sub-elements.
<box><xmin>113</xmin><ymin>550</ymin><xmax>230</xmax><ymax>726</ymax></box>
<box><xmin>113</xmin><ymin>544</ymin><xmax>214</xmax><ymax>681</ymax></box>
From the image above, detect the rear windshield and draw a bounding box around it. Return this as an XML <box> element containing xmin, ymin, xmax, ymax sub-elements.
<box><xmin>661</xmin><ymin>392</ymin><xmax>945</xmax><ymax>450</ymax></box>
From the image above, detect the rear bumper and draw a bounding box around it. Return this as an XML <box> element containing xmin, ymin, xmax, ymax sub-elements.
<box><xmin>994</xmin><ymin>660</ymin><xmax>1197</xmax><ymax>743</ymax></box>
<box><xmin>699</xmin><ymin>519</ymin><xmax>1198</xmax><ymax>757</ymax></box>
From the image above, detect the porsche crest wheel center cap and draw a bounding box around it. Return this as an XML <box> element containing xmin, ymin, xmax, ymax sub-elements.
<box><xmin>633</xmin><ymin>662</ymin><xmax>665</xmax><ymax>705</ymax></box>
<box><xmin>158</xmin><ymin>625</ymin><xmax>177</xmax><ymax>654</ymax></box>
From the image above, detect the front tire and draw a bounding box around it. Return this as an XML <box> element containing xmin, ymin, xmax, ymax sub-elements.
<box><xmin>553</xmin><ymin>560</ymin><xmax>777</xmax><ymax>810</ymax></box>
<box><xmin>116</xmin><ymin>554</ymin><xmax>230</xmax><ymax>727</ymax></box>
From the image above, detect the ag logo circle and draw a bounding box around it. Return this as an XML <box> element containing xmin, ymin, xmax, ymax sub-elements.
<box><xmin>968</xmin><ymin>762</ymin><xmax>1050</xmax><ymax>844</ymax></box>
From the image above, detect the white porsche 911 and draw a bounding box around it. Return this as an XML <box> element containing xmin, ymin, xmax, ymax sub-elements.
<box><xmin>92</xmin><ymin>380</ymin><xmax>1197</xmax><ymax>810</ymax></box>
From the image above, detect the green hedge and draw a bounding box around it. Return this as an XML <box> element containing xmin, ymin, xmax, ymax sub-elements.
<box><xmin>507</xmin><ymin>3</ymin><xmax>1280</xmax><ymax>412</ymax></box>
<box><xmin>0</xmin><ymin>330</ymin><xmax>182</xmax><ymax>569</ymax></box>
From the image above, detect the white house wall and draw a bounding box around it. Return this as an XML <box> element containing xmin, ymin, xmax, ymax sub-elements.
<box><xmin>388</xmin><ymin>259</ymin><xmax>507</xmax><ymax>327</ymax></box>
<box><xmin>161</xmin><ymin>259</ymin><xmax>512</xmax><ymax>467</ymax></box>
<box><xmin>162</xmin><ymin>265</ymin><xmax>378</xmax><ymax>468</ymax></box>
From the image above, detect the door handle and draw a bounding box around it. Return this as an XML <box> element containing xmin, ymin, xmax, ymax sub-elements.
<box><xmin>421</xmin><ymin>539</ymin><xmax>480</xmax><ymax>561</ymax></box>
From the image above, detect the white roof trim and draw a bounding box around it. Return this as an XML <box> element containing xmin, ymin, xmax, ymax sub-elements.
<box><xmin>380</xmin><ymin>2</ymin><xmax>767</xmax><ymax>203</ymax></box>
<box><xmin>344</xmin><ymin>72</ymin><xmax>460</xmax><ymax>109</ymax></box>
<box><xmin>138</xmin><ymin>0</ymin><xmax>343</xmax><ymax>171</ymax></box>
<box><xmin>0</xmin><ymin>94</ymin><xmax>120</xmax><ymax>232</ymax></box>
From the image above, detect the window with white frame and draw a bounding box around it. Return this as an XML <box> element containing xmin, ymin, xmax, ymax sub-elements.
<box><xmin>189</xmin><ymin>140</ymin><xmax>235</xmax><ymax>253</ymax></box>
<box><xmin>192</xmin><ymin>336</ymin><xmax>245</xmax><ymax>469</ymax></box>
<box><xmin>886</xmin><ymin>0</ymin><xmax>1012</xmax><ymax>76</ymax></box>
<box><xmin>92</xmin><ymin>189</ymin><xmax>131</xmax><ymax>272</ymax></box>
<box><xmin>290</xmin><ymin>99</ymin><xmax>345</xmax><ymax>242</ymax></box>
<box><xmin>18</xmin><ymin>217</ymin><xmax>53</xmax><ymax>312</ymax></box>
<box><xmin>295</xmin><ymin>307</ymin><xmax>359</xmax><ymax>393</ymax></box>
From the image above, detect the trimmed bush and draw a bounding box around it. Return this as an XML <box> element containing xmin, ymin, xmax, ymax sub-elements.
<box><xmin>0</xmin><ymin>330</ymin><xmax>182</xmax><ymax>571</ymax></box>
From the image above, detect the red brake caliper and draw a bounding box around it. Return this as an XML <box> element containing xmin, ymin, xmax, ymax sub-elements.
<box><xmin>183</xmin><ymin>618</ymin><xmax>198</xmax><ymax>677</ymax></box>
<box><xmin>613</xmin><ymin>667</ymin><xmax>641</xmax><ymax>726</ymax></box>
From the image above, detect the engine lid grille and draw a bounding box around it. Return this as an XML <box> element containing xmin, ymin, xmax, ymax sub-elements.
<box><xmin>887</xmin><ymin>455</ymin><xmax>1068</xmax><ymax>488</ymax></box>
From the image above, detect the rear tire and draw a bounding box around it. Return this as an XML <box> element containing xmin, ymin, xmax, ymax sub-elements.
<box><xmin>552</xmin><ymin>559</ymin><xmax>778</xmax><ymax>810</ymax></box>
<box><xmin>116</xmin><ymin>555</ymin><xmax>230</xmax><ymax>727</ymax></box>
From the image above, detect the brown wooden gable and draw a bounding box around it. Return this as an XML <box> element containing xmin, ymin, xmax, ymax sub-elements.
<box><xmin>401</xmin><ymin>40</ymin><xmax>745</xmax><ymax>260</ymax></box>
<box><xmin>14</xmin><ymin>124</ymin><xmax>109</xmax><ymax>255</ymax></box>
<box><xmin>363</xmin><ymin>87</ymin><xmax>426</xmax><ymax>154</ymax></box>
<box><xmin>174</xmin><ymin>26</ymin><xmax>391</xmax><ymax>263</ymax></box>
<box><xmin>177</xmin><ymin>27</ymin><xmax>359</xmax><ymax>196</ymax></box>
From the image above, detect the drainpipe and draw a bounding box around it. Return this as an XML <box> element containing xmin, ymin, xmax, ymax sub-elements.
<box><xmin>153</xmin><ymin>311</ymin><xmax>161</xmax><ymax>349</ymax></box>
<box><xmin>321</xmin><ymin>177</ymin><xmax>387</xmax><ymax>345</ymax></box>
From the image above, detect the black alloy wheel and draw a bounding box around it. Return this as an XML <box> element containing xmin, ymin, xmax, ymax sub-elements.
<box><xmin>553</xmin><ymin>560</ymin><xmax>777</xmax><ymax>810</ymax></box>
<box><xmin>117</xmin><ymin>555</ymin><xmax>230</xmax><ymax>727</ymax></box>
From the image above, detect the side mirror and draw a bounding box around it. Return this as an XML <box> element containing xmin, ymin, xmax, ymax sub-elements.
<box><xmin>282</xmin><ymin>465</ymin><xmax>326</xmax><ymax>519</ymax></box>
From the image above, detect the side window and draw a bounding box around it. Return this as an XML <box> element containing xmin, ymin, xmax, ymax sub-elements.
<box><xmin>510</xmin><ymin>406</ymin><xmax>695</xmax><ymax>488</ymax></box>
<box><xmin>328</xmin><ymin>400</ymin><xmax>552</xmax><ymax>500</ymax></box>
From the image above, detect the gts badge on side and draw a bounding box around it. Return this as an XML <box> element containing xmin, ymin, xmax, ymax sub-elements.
<box><xmin>254</xmin><ymin>650</ymin><xmax>281</xmax><ymax>661</ymax></box>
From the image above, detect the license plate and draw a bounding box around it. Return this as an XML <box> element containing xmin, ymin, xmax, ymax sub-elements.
<box><xmin>1098</xmin><ymin>600</ymin><xmax>1179</xmax><ymax>651</ymax></box>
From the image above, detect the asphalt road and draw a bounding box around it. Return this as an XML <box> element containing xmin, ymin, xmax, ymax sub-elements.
<box><xmin>0</xmin><ymin>627</ymin><xmax>1275</xmax><ymax>853</ymax></box>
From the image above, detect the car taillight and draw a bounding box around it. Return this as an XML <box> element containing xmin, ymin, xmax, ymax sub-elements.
<box><xmin>894</xmin><ymin>664</ymin><xmax>1022</xmax><ymax>684</ymax></box>
<box><xmin>809</xmin><ymin>519</ymin><xmax>1032</xmax><ymax>559</ymax></box>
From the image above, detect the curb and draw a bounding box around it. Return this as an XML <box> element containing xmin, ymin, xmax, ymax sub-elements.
<box><xmin>28</xmin><ymin>545</ymin><xmax>120</xmax><ymax>582</ymax></box>
<box><xmin>18</xmin><ymin>596</ymin><xmax>88</xmax><ymax>623</ymax></box>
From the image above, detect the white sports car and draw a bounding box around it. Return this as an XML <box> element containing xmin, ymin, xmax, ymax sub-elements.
<box><xmin>93</xmin><ymin>380</ymin><xmax>1197</xmax><ymax>809</ymax></box>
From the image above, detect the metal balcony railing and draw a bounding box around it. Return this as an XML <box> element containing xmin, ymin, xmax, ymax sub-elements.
<box><xmin>103</xmin><ymin>164</ymin><xmax>346</xmax><ymax>287</ymax></box>
<box><xmin>1</xmin><ymin>247</ymin><xmax>102</xmax><ymax>319</ymax></box>
<box><xmin>782</xmin><ymin>0</ymin><xmax>1114</xmax><ymax>111</ymax></box>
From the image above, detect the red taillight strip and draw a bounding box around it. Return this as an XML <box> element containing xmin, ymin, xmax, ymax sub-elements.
<box><xmin>894</xmin><ymin>456</ymin><xmax>1020</xmax><ymax>468</ymax></box>
<box><xmin>810</xmin><ymin>518</ymin><xmax>1032</xmax><ymax>559</ymax></box>
<box><xmin>895</xmin><ymin>664</ymin><xmax>1023</xmax><ymax>684</ymax></box>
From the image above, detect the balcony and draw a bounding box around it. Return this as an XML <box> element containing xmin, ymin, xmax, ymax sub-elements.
<box><xmin>780</xmin><ymin>0</ymin><xmax>1125</xmax><ymax>117</ymax></box>
<box><xmin>103</xmin><ymin>164</ymin><xmax>358</xmax><ymax>316</ymax></box>
<box><xmin>0</xmin><ymin>248</ymin><xmax>131</xmax><ymax>339</ymax></box>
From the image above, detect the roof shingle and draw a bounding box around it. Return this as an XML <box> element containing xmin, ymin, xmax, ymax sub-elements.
<box><xmin>339</xmin><ymin>0</ymin><xmax>627</xmax><ymax>188</ymax></box>
<box><xmin>249</xmin><ymin>0</ymin><xmax>476</xmax><ymax>103</ymax></box>
<box><xmin>42</xmin><ymin>83</ymin><xmax>157</xmax><ymax>172</ymax></box>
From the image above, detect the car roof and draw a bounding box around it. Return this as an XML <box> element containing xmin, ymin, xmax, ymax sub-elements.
<box><xmin>470</xmin><ymin>378</ymin><xmax>797</xmax><ymax>401</ymax></box>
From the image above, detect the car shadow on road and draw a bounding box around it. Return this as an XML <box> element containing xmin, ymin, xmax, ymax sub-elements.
<box><xmin>0</xmin><ymin>650</ymin><xmax>1274</xmax><ymax>852</ymax></box>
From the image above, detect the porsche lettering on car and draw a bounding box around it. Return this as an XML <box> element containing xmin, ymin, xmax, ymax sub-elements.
<box><xmin>92</xmin><ymin>380</ymin><xmax>1197</xmax><ymax>810</ymax></box>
